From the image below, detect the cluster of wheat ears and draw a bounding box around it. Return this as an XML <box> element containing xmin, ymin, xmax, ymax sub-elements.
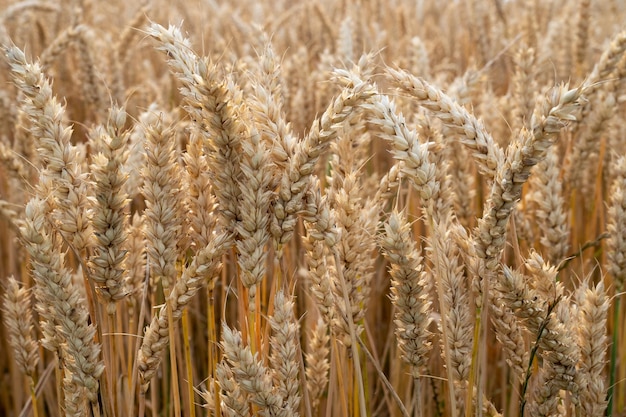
<box><xmin>1</xmin><ymin>0</ymin><xmax>626</xmax><ymax>417</ymax></box>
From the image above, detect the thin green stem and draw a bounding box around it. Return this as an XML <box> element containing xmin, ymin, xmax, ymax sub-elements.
<box><xmin>520</xmin><ymin>296</ymin><xmax>561</xmax><ymax>417</ymax></box>
<box><xmin>606</xmin><ymin>296</ymin><xmax>620</xmax><ymax>417</ymax></box>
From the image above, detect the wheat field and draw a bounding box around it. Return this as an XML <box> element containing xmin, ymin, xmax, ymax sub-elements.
<box><xmin>0</xmin><ymin>0</ymin><xmax>625</xmax><ymax>416</ymax></box>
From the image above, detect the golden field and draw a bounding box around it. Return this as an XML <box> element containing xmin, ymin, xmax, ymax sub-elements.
<box><xmin>0</xmin><ymin>1</ymin><xmax>625</xmax><ymax>416</ymax></box>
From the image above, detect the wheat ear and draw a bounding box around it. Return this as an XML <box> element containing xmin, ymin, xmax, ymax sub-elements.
<box><xmin>89</xmin><ymin>106</ymin><xmax>130</xmax><ymax>314</ymax></box>
<box><xmin>137</xmin><ymin>231</ymin><xmax>230</xmax><ymax>390</ymax></box>
<box><xmin>305</xmin><ymin>317</ymin><xmax>330</xmax><ymax>414</ymax></box>
<box><xmin>1</xmin><ymin>275</ymin><xmax>39</xmax><ymax>379</ymax></box>
<box><xmin>380</xmin><ymin>211</ymin><xmax>433</xmax><ymax>376</ymax></box>
<box><xmin>6</xmin><ymin>44</ymin><xmax>93</xmax><ymax>254</ymax></box>
<box><xmin>576</xmin><ymin>280</ymin><xmax>609</xmax><ymax>417</ymax></box>
<box><xmin>269</xmin><ymin>290</ymin><xmax>301</xmax><ymax>415</ymax></box>
<box><xmin>272</xmin><ymin>75</ymin><xmax>376</xmax><ymax>248</ymax></box>
<box><xmin>148</xmin><ymin>22</ymin><xmax>244</xmax><ymax>235</ymax></box>
<box><xmin>20</xmin><ymin>197</ymin><xmax>104</xmax><ymax>405</ymax></box>
<box><xmin>141</xmin><ymin>116</ymin><xmax>184</xmax><ymax>291</ymax></box>
<box><xmin>387</xmin><ymin>67</ymin><xmax>505</xmax><ymax>179</ymax></box>
<box><xmin>221</xmin><ymin>324</ymin><xmax>286</xmax><ymax>416</ymax></box>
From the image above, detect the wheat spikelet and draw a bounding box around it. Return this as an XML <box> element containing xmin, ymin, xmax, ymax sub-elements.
<box><xmin>123</xmin><ymin>105</ymin><xmax>155</xmax><ymax>199</ymax></box>
<box><xmin>301</xmin><ymin>176</ymin><xmax>339</xmax><ymax>333</ymax></box>
<box><xmin>216</xmin><ymin>362</ymin><xmax>250</xmax><ymax>417</ymax></box>
<box><xmin>366</xmin><ymin>93</ymin><xmax>439</xmax><ymax>203</ymax></box>
<box><xmin>490</xmin><ymin>298</ymin><xmax>528</xmax><ymax>383</ymax></box>
<box><xmin>221</xmin><ymin>324</ymin><xmax>286</xmax><ymax>417</ymax></box>
<box><xmin>183</xmin><ymin>132</ymin><xmax>218</xmax><ymax>250</ymax></box>
<box><xmin>272</xmin><ymin>74</ymin><xmax>376</xmax><ymax>248</ymax></box>
<box><xmin>247</xmin><ymin>39</ymin><xmax>294</xmax><ymax>175</ymax></box>
<box><xmin>0</xmin><ymin>1</ymin><xmax>59</xmax><ymax>45</ymax></box>
<box><xmin>330</xmin><ymin>172</ymin><xmax>378</xmax><ymax>346</ymax></box>
<box><xmin>527</xmin><ymin>147</ymin><xmax>569</xmax><ymax>265</ymax></box>
<box><xmin>510</xmin><ymin>45</ymin><xmax>538</xmax><ymax>135</ymax></box>
<box><xmin>574</xmin><ymin>0</ymin><xmax>592</xmax><ymax>77</ymax></box>
<box><xmin>528</xmin><ymin>365</ymin><xmax>562</xmax><ymax>417</ymax></box>
<box><xmin>235</xmin><ymin>127</ymin><xmax>273</xmax><ymax>310</ymax></box>
<box><xmin>110</xmin><ymin>2</ymin><xmax>151</xmax><ymax>103</ymax></box>
<box><xmin>73</xmin><ymin>24</ymin><xmax>105</xmax><ymax>122</ymax></box>
<box><xmin>39</xmin><ymin>24</ymin><xmax>80</xmax><ymax>70</ymax></box>
<box><xmin>429</xmin><ymin>216</ymin><xmax>473</xmax><ymax>409</ymax></box>
<box><xmin>585</xmin><ymin>29</ymin><xmax>626</xmax><ymax>97</ymax></box>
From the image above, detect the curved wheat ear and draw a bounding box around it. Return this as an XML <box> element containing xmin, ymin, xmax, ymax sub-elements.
<box><xmin>271</xmin><ymin>75</ymin><xmax>376</xmax><ymax>250</ymax></box>
<box><xmin>365</xmin><ymin>94</ymin><xmax>439</xmax><ymax>204</ymax></box>
<box><xmin>584</xmin><ymin>29</ymin><xmax>626</xmax><ymax>97</ymax></box>
<box><xmin>137</xmin><ymin>231</ymin><xmax>230</xmax><ymax>391</ymax></box>
<box><xmin>0</xmin><ymin>1</ymin><xmax>60</xmax><ymax>46</ymax></box>
<box><xmin>475</xmin><ymin>82</ymin><xmax>585</xmax><ymax>285</ymax></box>
<box><xmin>387</xmin><ymin>67</ymin><xmax>505</xmax><ymax>180</ymax></box>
